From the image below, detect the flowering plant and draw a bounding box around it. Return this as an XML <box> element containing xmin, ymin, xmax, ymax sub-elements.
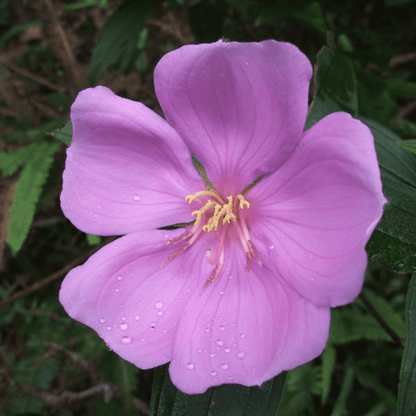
<box><xmin>59</xmin><ymin>40</ymin><xmax>385</xmax><ymax>395</ymax></box>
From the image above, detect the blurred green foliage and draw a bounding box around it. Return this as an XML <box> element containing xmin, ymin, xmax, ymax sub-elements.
<box><xmin>1</xmin><ymin>0</ymin><xmax>416</xmax><ymax>414</ymax></box>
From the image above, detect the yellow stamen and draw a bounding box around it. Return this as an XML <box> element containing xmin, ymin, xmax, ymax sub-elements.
<box><xmin>236</xmin><ymin>194</ymin><xmax>250</xmax><ymax>209</ymax></box>
<box><xmin>185</xmin><ymin>191</ymin><xmax>251</xmax><ymax>233</ymax></box>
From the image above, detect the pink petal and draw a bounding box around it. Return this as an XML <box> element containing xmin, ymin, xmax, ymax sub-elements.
<box><xmin>154</xmin><ymin>40</ymin><xmax>312</xmax><ymax>193</ymax></box>
<box><xmin>249</xmin><ymin>112</ymin><xmax>387</xmax><ymax>307</ymax></box>
<box><xmin>61</xmin><ymin>86</ymin><xmax>203</xmax><ymax>236</ymax></box>
<box><xmin>169</xmin><ymin>244</ymin><xmax>330</xmax><ymax>394</ymax></box>
<box><xmin>59</xmin><ymin>229</ymin><xmax>207</xmax><ymax>369</ymax></box>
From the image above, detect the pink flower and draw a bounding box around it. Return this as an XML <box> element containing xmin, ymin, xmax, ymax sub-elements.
<box><xmin>59</xmin><ymin>40</ymin><xmax>386</xmax><ymax>394</ymax></box>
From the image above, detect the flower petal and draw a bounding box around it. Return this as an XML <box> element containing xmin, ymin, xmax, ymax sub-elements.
<box><xmin>59</xmin><ymin>229</ymin><xmax>207</xmax><ymax>369</ymax></box>
<box><xmin>249</xmin><ymin>112</ymin><xmax>387</xmax><ymax>307</ymax></box>
<box><xmin>169</xmin><ymin>245</ymin><xmax>330</xmax><ymax>394</ymax></box>
<box><xmin>61</xmin><ymin>86</ymin><xmax>203</xmax><ymax>236</ymax></box>
<box><xmin>155</xmin><ymin>40</ymin><xmax>312</xmax><ymax>192</ymax></box>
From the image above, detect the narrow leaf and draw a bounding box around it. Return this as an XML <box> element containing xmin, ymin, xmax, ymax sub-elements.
<box><xmin>397</xmin><ymin>139</ymin><xmax>416</xmax><ymax>155</ymax></box>
<box><xmin>7</xmin><ymin>141</ymin><xmax>60</xmax><ymax>255</ymax></box>
<box><xmin>306</xmin><ymin>45</ymin><xmax>357</xmax><ymax>130</ymax></box>
<box><xmin>398</xmin><ymin>273</ymin><xmax>416</xmax><ymax>416</ymax></box>
<box><xmin>50</xmin><ymin>120</ymin><xmax>72</xmax><ymax>146</ymax></box>
<box><xmin>89</xmin><ymin>0</ymin><xmax>161</xmax><ymax>84</ymax></box>
<box><xmin>150</xmin><ymin>364</ymin><xmax>286</xmax><ymax>416</ymax></box>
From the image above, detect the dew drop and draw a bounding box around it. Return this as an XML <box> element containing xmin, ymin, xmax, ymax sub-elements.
<box><xmin>157</xmin><ymin>311</ymin><xmax>163</xmax><ymax>316</ymax></box>
<box><xmin>141</xmin><ymin>338</ymin><xmax>146</xmax><ymax>342</ymax></box>
<box><xmin>115</xmin><ymin>288</ymin><xmax>120</xmax><ymax>292</ymax></box>
<box><xmin>120</xmin><ymin>323</ymin><xmax>128</xmax><ymax>330</ymax></box>
<box><xmin>225</xmin><ymin>347</ymin><xmax>231</xmax><ymax>353</ymax></box>
<box><xmin>121</xmin><ymin>316</ymin><xmax>126</xmax><ymax>321</ymax></box>
<box><xmin>121</xmin><ymin>336</ymin><xmax>132</xmax><ymax>344</ymax></box>
<box><xmin>219</xmin><ymin>291</ymin><xmax>224</xmax><ymax>295</ymax></box>
<box><xmin>216</xmin><ymin>339</ymin><xmax>224</xmax><ymax>347</ymax></box>
<box><xmin>99</xmin><ymin>318</ymin><xmax>106</xmax><ymax>324</ymax></box>
<box><xmin>197</xmin><ymin>348</ymin><xmax>203</xmax><ymax>353</ymax></box>
<box><xmin>210</xmin><ymin>371</ymin><xmax>217</xmax><ymax>376</ymax></box>
<box><xmin>133</xmin><ymin>195</ymin><xmax>140</xmax><ymax>201</ymax></box>
<box><xmin>94</xmin><ymin>214</ymin><xmax>98</xmax><ymax>218</ymax></box>
<box><xmin>117</xmin><ymin>275</ymin><xmax>122</xmax><ymax>281</ymax></box>
<box><xmin>155</xmin><ymin>301</ymin><xmax>163</xmax><ymax>309</ymax></box>
<box><xmin>228</xmin><ymin>275</ymin><xmax>233</xmax><ymax>280</ymax></box>
<box><xmin>239</xmin><ymin>333</ymin><xmax>246</xmax><ymax>339</ymax></box>
<box><xmin>221</xmin><ymin>364</ymin><xmax>229</xmax><ymax>370</ymax></box>
<box><xmin>150</xmin><ymin>322</ymin><xmax>156</xmax><ymax>331</ymax></box>
<box><xmin>219</xmin><ymin>325</ymin><xmax>226</xmax><ymax>331</ymax></box>
<box><xmin>134</xmin><ymin>315</ymin><xmax>140</xmax><ymax>321</ymax></box>
<box><xmin>209</xmin><ymin>353</ymin><xmax>216</xmax><ymax>358</ymax></box>
<box><xmin>269</xmin><ymin>244</ymin><xmax>275</xmax><ymax>250</ymax></box>
<box><xmin>119</xmin><ymin>304</ymin><xmax>124</xmax><ymax>308</ymax></box>
<box><xmin>106</xmin><ymin>326</ymin><xmax>112</xmax><ymax>331</ymax></box>
<box><xmin>236</xmin><ymin>352</ymin><xmax>246</xmax><ymax>359</ymax></box>
<box><xmin>186</xmin><ymin>363</ymin><xmax>195</xmax><ymax>370</ymax></box>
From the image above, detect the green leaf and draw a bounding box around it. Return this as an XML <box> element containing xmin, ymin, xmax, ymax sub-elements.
<box><xmin>362</xmin><ymin>117</ymin><xmax>416</xmax><ymax>273</ymax></box>
<box><xmin>329</xmin><ymin>303</ymin><xmax>393</xmax><ymax>345</ymax></box>
<box><xmin>150</xmin><ymin>364</ymin><xmax>286</xmax><ymax>416</ymax></box>
<box><xmin>89</xmin><ymin>0</ymin><xmax>161</xmax><ymax>84</ymax></box>
<box><xmin>321</xmin><ymin>344</ymin><xmax>336</xmax><ymax>405</ymax></box>
<box><xmin>392</xmin><ymin>120</ymin><xmax>416</xmax><ymax>140</ymax></box>
<box><xmin>189</xmin><ymin>0</ymin><xmax>228</xmax><ymax>43</ymax></box>
<box><xmin>255</xmin><ymin>0</ymin><xmax>315</xmax><ymax>26</ymax></box>
<box><xmin>398</xmin><ymin>139</ymin><xmax>416</xmax><ymax>155</ymax></box>
<box><xmin>288</xmin><ymin>2</ymin><xmax>327</xmax><ymax>41</ymax></box>
<box><xmin>49</xmin><ymin>120</ymin><xmax>72</xmax><ymax>146</ymax></box>
<box><xmin>357</xmin><ymin>369</ymin><xmax>397</xmax><ymax>410</ymax></box>
<box><xmin>278</xmin><ymin>363</ymin><xmax>321</xmax><ymax>416</ymax></box>
<box><xmin>6</xmin><ymin>141</ymin><xmax>60</xmax><ymax>255</ymax></box>
<box><xmin>362</xmin><ymin>288</ymin><xmax>405</xmax><ymax>339</ymax></box>
<box><xmin>330</xmin><ymin>361</ymin><xmax>355</xmax><ymax>416</ymax></box>
<box><xmin>0</xmin><ymin>20</ymin><xmax>43</xmax><ymax>51</ymax></box>
<box><xmin>356</xmin><ymin>71</ymin><xmax>397</xmax><ymax>126</ymax></box>
<box><xmin>386</xmin><ymin>78</ymin><xmax>416</xmax><ymax>99</ymax></box>
<box><xmin>398</xmin><ymin>273</ymin><xmax>416</xmax><ymax>416</ymax></box>
<box><xmin>86</xmin><ymin>234</ymin><xmax>101</xmax><ymax>245</ymax></box>
<box><xmin>306</xmin><ymin>46</ymin><xmax>357</xmax><ymax>130</ymax></box>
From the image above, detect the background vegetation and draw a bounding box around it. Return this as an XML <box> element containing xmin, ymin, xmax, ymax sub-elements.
<box><xmin>1</xmin><ymin>0</ymin><xmax>416</xmax><ymax>414</ymax></box>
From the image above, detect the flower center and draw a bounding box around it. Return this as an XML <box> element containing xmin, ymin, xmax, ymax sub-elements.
<box><xmin>159</xmin><ymin>188</ymin><xmax>262</xmax><ymax>294</ymax></box>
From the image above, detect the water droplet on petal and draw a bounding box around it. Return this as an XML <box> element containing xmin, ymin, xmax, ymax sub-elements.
<box><xmin>150</xmin><ymin>322</ymin><xmax>155</xmax><ymax>330</ymax></box>
<box><xmin>121</xmin><ymin>336</ymin><xmax>132</xmax><ymax>344</ymax></box>
<box><xmin>186</xmin><ymin>363</ymin><xmax>195</xmax><ymax>370</ymax></box>
<box><xmin>239</xmin><ymin>333</ymin><xmax>246</xmax><ymax>339</ymax></box>
<box><xmin>106</xmin><ymin>326</ymin><xmax>112</xmax><ymax>331</ymax></box>
<box><xmin>99</xmin><ymin>318</ymin><xmax>106</xmax><ymax>323</ymax></box>
<box><xmin>269</xmin><ymin>244</ymin><xmax>275</xmax><ymax>250</ymax></box>
<box><xmin>94</xmin><ymin>214</ymin><xmax>98</xmax><ymax>218</ymax></box>
<box><xmin>115</xmin><ymin>288</ymin><xmax>119</xmax><ymax>292</ymax></box>
<box><xmin>120</xmin><ymin>323</ymin><xmax>128</xmax><ymax>330</ymax></box>
<box><xmin>216</xmin><ymin>339</ymin><xmax>224</xmax><ymax>347</ymax></box>
<box><xmin>157</xmin><ymin>311</ymin><xmax>163</xmax><ymax>316</ymax></box>
<box><xmin>221</xmin><ymin>364</ymin><xmax>228</xmax><ymax>370</ymax></box>
<box><xmin>117</xmin><ymin>275</ymin><xmax>122</xmax><ymax>281</ymax></box>
<box><xmin>210</xmin><ymin>371</ymin><xmax>217</xmax><ymax>376</ymax></box>
<box><xmin>229</xmin><ymin>275</ymin><xmax>233</xmax><ymax>280</ymax></box>
<box><xmin>219</xmin><ymin>325</ymin><xmax>226</xmax><ymax>331</ymax></box>
<box><xmin>141</xmin><ymin>338</ymin><xmax>146</xmax><ymax>342</ymax></box>
<box><xmin>236</xmin><ymin>352</ymin><xmax>246</xmax><ymax>359</ymax></box>
<box><xmin>155</xmin><ymin>301</ymin><xmax>163</xmax><ymax>309</ymax></box>
<box><xmin>225</xmin><ymin>347</ymin><xmax>231</xmax><ymax>353</ymax></box>
<box><xmin>209</xmin><ymin>353</ymin><xmax>216</xmax><ymax>358</ymax></box>
<box><xmin>197</xmin><ymin>348</ymin><xmax>203</xmax><ymax>353</ymax></box>
<box><xmin>121</xmin><ymin>316</ymin><xmax>126</xmax><ymax>321</ymax></box>
<box><xmin>135</xmin><ymin>316</ymin><xmax>140</xmax><ymax>320</ymax></box>
<box><xmin>133</xmin><ymin>195</ymin><xmax>140</xmax><ymax>201</ymax></box>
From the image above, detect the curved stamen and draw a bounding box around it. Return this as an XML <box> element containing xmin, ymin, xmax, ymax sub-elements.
<box><xmin>201</xmin><ymin>249</ymin><xmax>225</xmax><ymax>294</ymax></box>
